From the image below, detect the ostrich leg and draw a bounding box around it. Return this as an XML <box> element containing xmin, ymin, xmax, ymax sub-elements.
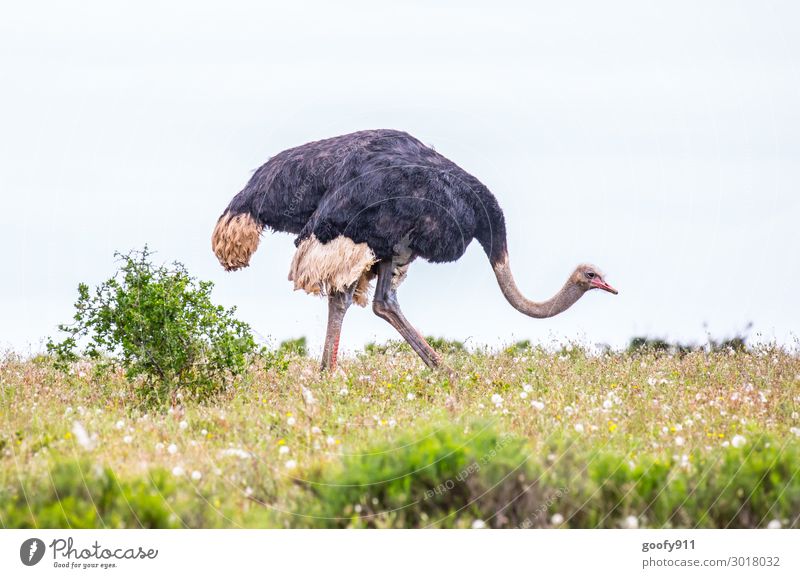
<box><xmin>321</xmin><ymin>286</ymin><xmax>354</xmax><ymax>372</ymax></box>
<box><xmin>372</xmin><ymin>260</ymin><xmax>443</xmax><ymax>369</ymax></box>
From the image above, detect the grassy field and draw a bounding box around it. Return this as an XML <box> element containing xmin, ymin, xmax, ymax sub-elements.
<box><xmin>1</xmin><ymin>344</ymin><xmax>799</xmax><ymax>528</ymax></box>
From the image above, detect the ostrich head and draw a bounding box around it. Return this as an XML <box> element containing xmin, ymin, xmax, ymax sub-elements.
<box><xmin>572</xmin><ymin>264</ymin><xmax>618</xmax><ymax>295</ymax></box>
<box><xmin>491</xmin><ymin>254</ymin><xmax>618</xmax><ymax>319</ymax></box>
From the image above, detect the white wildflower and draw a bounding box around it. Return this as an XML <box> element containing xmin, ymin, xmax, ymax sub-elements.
<box><xmin>285</xmin><ymin>459</ymin><xmax>297</xmax><ymax>470</ymax></box>
<box><xmin>531</xmin><ymin>400</ymin><xmax>545</xmax><ymax>410</ymax></box>
<box><xmin>574</xmin><ymin>423</ymin><xmax>584</xmax><ymax>434</ymax></box>
<box><xmin>731</xmin><ymin>435</ymin><xmax>747</xmax><ymax>448</ymax></box>
<box><xmin>767</xmin><ymin>519</ymin><xmax>782</xmax><ymax>529</ymax></box>
<box><xmin>471</xmin><ymin>519</ymin><xmax>486</xmax><ymax>529</ymax></box>
<box><xmin>550</xmin><ymin>513</ymin><xmax>564</xmax><ymax>526</ymax></box>
<box><xmin>623</xmin><ymin>515</ymin><xmax>639</xmax><ymax>529</ymax></box>
<box><xmin>287</xmin><ymin>416</ymin><xmax>296</xmax><ymax>426</ymax></box>
<box><xmin>167</xmin><ymin>443</ymin><xmax>178</xmax><ymax>454</ymax></box>
<box><xmin>123</xmin><ymin>435</ymin><xmax>133</xmax><ymax>444</ymax></box>
<box><xmin>406</xmin><ymin>393</ymin><xmax>416</xmax><ymax>401</ymax></box>
<box><xmin>491</xmin><ymin>394</ymin><xmax>503</xmax><ymax>406</ymax></box>
<box><xmin>675</xmin><ymin>436</ymin><xmax>685</xmax><ymax>447</ymax></box>
<box><xmin>279</xmin><ymin>445</ymin><xmax>290</xmax><ymax>455</ymax></box>
<box><xmin>115</xmin><ymin>420</ymin><xmax>125</xmax><ymax>430</ymax></box>
<box><xmin>221</xmin><ymin>448</ymin><xmax>251</xmax><ymax>459</ymax></box>
<box><xmin>179</xmin><ymin>420</ymin><xmax>188</xmax><ymax>430</ymax></box>
<box><xmin>71</xmin><ymin>421</ymin><xmax>93</xmax><ymax>450</ymax></box>
<box><xmin>172</xmin><ymin>466</ymin><xmax>185</xmax><ymax>477</ymax></box>
<box><xmin>191</xmin><ymin>470</ymin><xmax>202</xmax><ymax>481</ymax></box>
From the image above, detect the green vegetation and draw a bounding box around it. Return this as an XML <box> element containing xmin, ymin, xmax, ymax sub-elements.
<box><xmin>2</xmin><ymin>344</ymin><xmax>798</xmax><ymax>528</ymax></box>
<box><xmin>628</xmin><ymin>323</ymin><xmax>752</xmax><ymax>355</ymax></box>
<box><xmin>46</xmin><ymin>248</ymin><xmax>259</xmax><ymax>407</ymax></box>
<box><xmin>277</xmin><ymin>337</ymin><xmax>307</xmax><ymax>357</ymax></box>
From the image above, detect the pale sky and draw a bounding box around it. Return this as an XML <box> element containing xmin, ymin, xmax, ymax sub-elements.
<box><xmin>1</xmin><ymin>0</ymin><xmax>798</xmax><ymax>356</ymax></box>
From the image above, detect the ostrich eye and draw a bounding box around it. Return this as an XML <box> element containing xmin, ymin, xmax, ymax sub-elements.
<box><xmin>586</xmin><ymin>271</ymin><xmax>596</xmax><ymax>279</ymax></box>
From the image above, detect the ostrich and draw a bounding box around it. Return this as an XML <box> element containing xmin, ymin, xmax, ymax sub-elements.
<box><xmin>212</xmin><ymin>129</ymin><xmax>617</xmax><ymax>372</ymax></box>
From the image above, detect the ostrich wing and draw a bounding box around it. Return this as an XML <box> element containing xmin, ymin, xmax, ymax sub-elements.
<box><xmin>296</xmin><ymin>163</ymin><xmax>478</xmax><ymax>264</ymax></box>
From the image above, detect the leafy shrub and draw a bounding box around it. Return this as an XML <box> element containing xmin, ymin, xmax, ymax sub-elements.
<box><xmin>0</xmin><ymin>461</ymin><xmax>184</xmax><ymax>528</ymax></box>
<box><xmin>278</xmin><ymin>337</ymin><xmax>307</xmax><ymax>357</ymax></box>
<box><xmin>298</xmin><ymin>423</ymin><xmax>800</xmax><ymax>528</ymax></box>
<box><xmin>364</xmin><ymin>337</ymin><xmax>465</xmax><ymax>356</ymax></box>
<box><xmin>503</xmin><ymin>339</ymin><xmax>532</xmax><ymax>355</ymax></box>
<box><xmin>300</xmin><ymin>423</ymin><xmax>541</xmax><ymax>528</ymax></box>
<box><xmin>424</xmin><ymin>336</ymin><xmax>466</xmax><ymax>354</ymax></box>
<box><xmin>555</xmin><ymin>436</ymin><xmax>800</xmax><ymax>529</ymax></box>
<box><xmin>47</xmin><ymin>247</ymin><xmax>259</xmax><ymax>406</ymax></box>
<box><xmin>628</xmin><ymin>324</ymin><xmax>752</xmax><ymax>355</ymax></box>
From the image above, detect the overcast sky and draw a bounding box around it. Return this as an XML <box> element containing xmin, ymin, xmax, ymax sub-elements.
<box><xmin>1</xmin><ymin>0</ymin><xmax>798</xmax><ymax>356</ymax></box>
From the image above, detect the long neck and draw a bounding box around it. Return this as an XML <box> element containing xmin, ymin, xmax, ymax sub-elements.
<box><xmin>491</xmin><ymin>252</ymin><xmax>584</xmax><ymax>319</ymax></box>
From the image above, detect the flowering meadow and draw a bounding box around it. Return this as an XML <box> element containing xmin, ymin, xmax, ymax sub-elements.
<box><xmin>1</xmin><ymin>344</ymin><xmax>799</xmax><ymax>528</ymax></box>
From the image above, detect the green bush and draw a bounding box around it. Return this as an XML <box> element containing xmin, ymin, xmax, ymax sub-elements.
<box><xmin>47</xmin><ymin>247</ymin><xmax>259</xmax><ymax>406</ymax></box>
<box><xmin>278</xmin><ymin>337</ymin><xmax>307</xmax><ymax>357</ymax></box>
<box><xmin>300</xmin><ymin>423</ymin><xmax>539</xmax><ymax>528</ymax></box>
<box><xmin>364</xmin><ymin>337</ymin><xmax>464</xmax><ymax>356</ymax></box>
<box><xmin>557</xmin><ymin>438</ymin><xmax>800</xmax><ymax>529</ymax></box>
<box><xmin>0</xmin><ymin>461</ymin><xmax>183</xmax><ymax>528</ymax></box>
<box><xmin>297</xmin><ymin>423</ymin><xmax>800</xmax><ymax>528</ymax></box>
<box><xmin>424</xmin><ymin>336</ymin><xmax>466</xmax><ymax>354</ymax></box>
<box><xmin>3</xmin><ymin>428</ymin><xmax>797</xmax><ymax>528</ymax></box>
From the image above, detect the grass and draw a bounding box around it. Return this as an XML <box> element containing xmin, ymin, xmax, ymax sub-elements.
<box><xmin>1</xmin><ymin>343</ymin><xmax>799</xmax><ymax>528</ymax></box>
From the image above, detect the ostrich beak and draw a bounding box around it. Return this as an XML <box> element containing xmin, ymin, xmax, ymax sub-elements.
<box><xmin>591</xmin><ymin>278</ymin><xmax>618</xmax><ymax>295</ymax></box>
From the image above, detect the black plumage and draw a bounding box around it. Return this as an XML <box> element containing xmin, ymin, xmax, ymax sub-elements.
<box><xmin>223</xmin><ymin>129</ymin><xmax>508</xmax><ymax>265</ymax></box>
